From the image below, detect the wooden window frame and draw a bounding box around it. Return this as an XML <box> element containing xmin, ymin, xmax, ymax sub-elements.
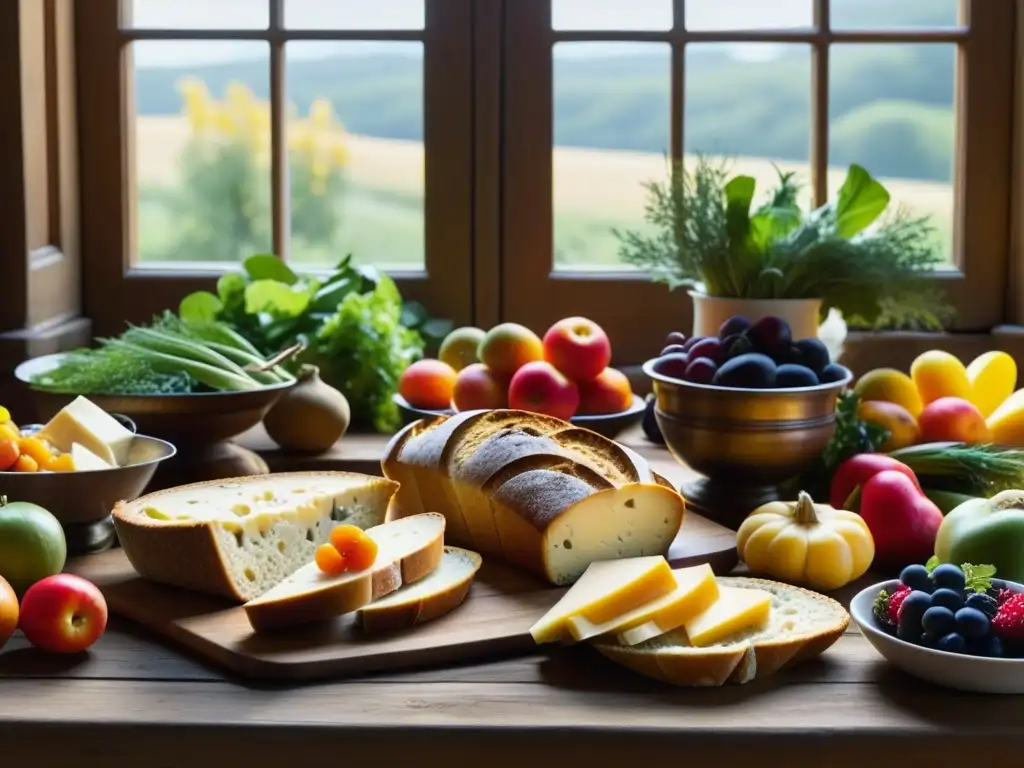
<box><xmin>74</xmin><ymin>0</ymin><xmax>476</xmax><ymax>338</ymax></box>
<box><xmin>503</xmin><ymin>0</ymin><xmax>1016</xmax><ymax>366</ymax></box>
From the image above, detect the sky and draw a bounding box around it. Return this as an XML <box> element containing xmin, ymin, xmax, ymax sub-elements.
<box><xmin>130</xmin><ymin>0</ymin><xmax>815</xmax><ymax>66</ymax></box>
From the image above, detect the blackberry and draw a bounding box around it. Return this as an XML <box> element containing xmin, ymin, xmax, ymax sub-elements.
<box><xmin>965</xmin><ymin>592</ymin><xmax>999</xmax><ymax>619</ymax></box>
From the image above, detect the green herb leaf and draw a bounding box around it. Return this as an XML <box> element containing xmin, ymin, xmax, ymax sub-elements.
<box><xmin>925</xmin><ymin>556</ymin><xmax>940</xmax><ymax>572</ymax></box>
<box><xmin>217</xmin><ymin>273</ymin><xmax>247</xmax><ymax>309</ymax></box>
<box><xmin>244</xmin><ymin>280</ymin><xmax>312</xmax><ymax>318</ymax></box>
<box><xmin>834</xmin><ymin>164</ymin><xmax>890</xmax><ymax>239</ymax></box>
<box><xmin>179</xmin><ymin>291</ymin><xmax>222</xmax><ymax>322</ymax></box>
<box><xmin>243</xmin><ymin>254</ymin><xmax>298</xmax><ymax>285</ymax></box>
<box><xmin>962</xmin><ymin>563</ymin><xmax>996</xmax><ymax>593</ymax></box>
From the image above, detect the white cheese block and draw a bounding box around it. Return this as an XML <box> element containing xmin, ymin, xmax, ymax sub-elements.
<box><xmin>112</xmin><ymin>472</ymin><xmax>399</xmax><ymax>602</ymax></box>
<box><xmin>70</xmin><ymin>442</ymin><xmax>114</xmax><ymax>471</ymax></box>
<box><xmin>567</xmin><ymin>564</ymin><xmax>719</xmax><ymax>644</ymax></box>
<box><xmin>37</xmin><ymin>395</ymin><xmax>135</xmax><ymax>466</ymax></box>
<box><xmin>530</xmin><ymin>556</ymin><xmax>677</xmax><ymax>644</ymax></box>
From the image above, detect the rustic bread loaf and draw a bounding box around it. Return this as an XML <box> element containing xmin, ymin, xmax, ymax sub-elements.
<box><xmin>357</xmin><ymin>546</ymin><xmax>482</xmax><ymax>634</ymax></box>
<box><xmin>592</xmin><ymin>577</ymin><xmax>849</xmax><ymax>687</ymax></box>
<box><xmin>112</xmin><ymin>472</ymin><xmax>398</xmax><ymax>602</ymax></box>
<box><xmin>244</xmin><ymin>512</ymin><xmax>446</xmax><ymax>631</ymax></box>
<box><xmin>382</xmin><ymin>410</ymin><xmax>686</xmax><ymax>585</ymax></box>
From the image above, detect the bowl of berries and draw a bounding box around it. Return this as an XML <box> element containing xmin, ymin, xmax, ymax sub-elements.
<box><xmin>644</xmin><ymin>315</ymin><xmax>852</xmax><ymax>529</ymax></box>
<box><xmin>851</xmin><ymin>559</ymin><xmax>1024</xmax><ymax>694</ymax></box>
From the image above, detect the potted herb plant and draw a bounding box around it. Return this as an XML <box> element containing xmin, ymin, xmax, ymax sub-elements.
<box><xmin>614</xmin><ymin>158</ymin><xmax>952</xmax><ymax>343</ymax></box>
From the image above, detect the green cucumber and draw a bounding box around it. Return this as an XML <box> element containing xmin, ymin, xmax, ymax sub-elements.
<box><xmin>922</xmin><ymin>489</ymin><xmax>977</xmax><ymax>516</ymax></box>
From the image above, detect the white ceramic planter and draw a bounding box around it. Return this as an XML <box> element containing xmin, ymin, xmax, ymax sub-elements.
<box><xmin>688</xmin><ymin>291</ymin><xmax>847</xmax><ymax>361</ymax></box>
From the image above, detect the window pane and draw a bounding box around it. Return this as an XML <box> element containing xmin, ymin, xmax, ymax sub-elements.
<box><xmin>829</xmin><ymin>44</ymin><xmax>956</xmax><ymax>261</ymax></box>
<box><xmin>831</xmin><ymin>0</ymin><xmax>961</xmax><ymax>29</ymax></box>
<box><xmin>552</xmin><ymin>0</ymin><xmax>672</xmax><ymax>31</ymax></box>
<box><xmin>127</xmin><ymin>0</ymin><xmax>268</xmax><ymax>29</ymax></box>
<box><xmin>685</xmin><ymin>43</ymin><xmax>812</xmax><ymax>207</ymax></box>
<box><xmin>286</xmin><ymin>0</ymin><xmax>424</xmax><ymax>30</ymax></box>
<box><xmin>684</xmin><ymin>0</ymin><xmax>811</xmax><ymax>30</ymax></box>
<box><xmin>132</xmin><ymin>41</ymin><xmax>272</xmax><ymax>264</ymax></box>
<box><xmin>286</xmin><ymin>42</ymin><xmax>424</xmax><ymax>269</ymax></box>
<box><xmin>552</xmin><ymin>42</ymin><xmax>670</xmax><ymax>270</ymax></box>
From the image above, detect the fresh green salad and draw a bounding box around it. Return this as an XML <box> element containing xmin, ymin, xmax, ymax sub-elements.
<box><xmin>30</xmin><ymin>313</ymin><xmax>294</xmax><ymax>396</ymax></box>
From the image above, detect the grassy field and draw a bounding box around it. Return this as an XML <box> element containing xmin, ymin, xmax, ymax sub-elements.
<box><xmin>135</xmin><ymin>115</ymin><xmax>955</xmax><ymax>269</ymax></box>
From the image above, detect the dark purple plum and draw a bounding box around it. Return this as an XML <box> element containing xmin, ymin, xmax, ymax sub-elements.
<box><xmin>684</xmin><ymin>357</ymin><xmax>718</xmax><ymax>384</ymax></box>
<box><xmin>789</xmin><ymin>337</ymin><xmax>830</xmax><ymax>374</ymax></box>
<box><xmin>653</xmin><ymin>353</ymin><xmax>691</xmax><ymax>380</ymax></box>
<box><xmin>664</xmin><ymin>331</ymin><xmax>687</xmax><ymax>347</ymax></box>
<box><xmin>723</xmin><ymin>333</ymin><xmax>755</xmax><ymax>360</ymax></box>
<box><xmin>718</xmin><ymin>315</ymin><xmax>752</xmax><ymax>340</ymax></box>
<box><xmin>774</xmin><ymin>364</ymin><xmax>820</xmax><ymax>388</ymax></box>
<box><xmin>747</xmin><ymin>316</ymin><xmax>793</xmax><ymax>359</ymax></box>
<box><xmin>688</xmin><ymin>337</ymin><xmax>723</xmax><ymax>365</ymax></box>
<box><xmin>660</xmin><ymin>344</ymin><xmax>688</xmax><ymax>357</ymax></box>
<box><xmin>681</xmin><ymin>336</ymin><xmax>705</xmax><ymax>353</ymax></box>
<box><xmin>819</xmin><ymin>363</ymin><xmax>851</xmax><ymax>384</ymax></box>
<box><xmin>642</xmin><ymin>394</ymin><xmax>665</xmax><ymax>444</ymax></box>
<box><xmin>712</xmin><ymin>353</ymin><xmax>777</xmax><ymax>389</ymax></box>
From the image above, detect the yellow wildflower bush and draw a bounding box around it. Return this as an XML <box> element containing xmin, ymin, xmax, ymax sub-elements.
<box><xmin>171</xmin><ymin>77</ymin><xmax>350</xmax><ymax>258</ymax></box>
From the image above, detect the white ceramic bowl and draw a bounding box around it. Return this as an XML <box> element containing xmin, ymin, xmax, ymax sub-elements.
<box><xmin>851</xmin><ymin>579</ymin><xmax>1024</xmax><ymax>694</ymax></box>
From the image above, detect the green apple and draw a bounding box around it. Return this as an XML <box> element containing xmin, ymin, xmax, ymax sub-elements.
<box><xmin>934</xmin><ymin>490</ymin><xmax>1024</xmax><ymax>582</ymax></box>
<box><xmin>0</xmin><ymin>497</ymin><xmax>67</xmax><ymax>595</ymax></box>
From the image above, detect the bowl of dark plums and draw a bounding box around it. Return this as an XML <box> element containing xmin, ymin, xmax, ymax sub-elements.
<box><xmin>642</xmin><ymin>315</ymin><xmax>852</xmax><ymax>529</ymax></box>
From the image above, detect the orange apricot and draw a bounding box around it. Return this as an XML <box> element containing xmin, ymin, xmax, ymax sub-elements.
<box><xmin>18</xmin><ymin>436</ymin><xmax>53</xmax><ymax>467</ymax></box>
<box><xmin>0</xmin><ymin>439</ymin><xmax>19</xmax><ymax>471</ymax></box>
<box><xmin>315</xmin><ymin>543</ymin><xmax>346</xmax><ymax>575</ymax></box>
<box><xmin>398</xmin><ymin>359</ymin><xmax>458</xmax><ymax>411</ymax></box>
<box><xmin>330</xmin><ymin>524</ymin><xmax>379</xmax><ymax>571</ymax></box>
<box><xmin>13</xmin><ymin>454</ymin><xmax>39</xmax><ymax>472</ymax></box>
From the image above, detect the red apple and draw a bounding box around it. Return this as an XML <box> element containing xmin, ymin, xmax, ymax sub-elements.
<box><xmin>452</xmin><ymin>363</ymin><xmax>507</xmax><ymax>411</ymax></box>
<box><xmin>542</xmin><ymin>317</ymin><xmax>612</xmax><ymax>381</ymax></box>
<box><xmin>578</xmin><ymin>367</ymin><xmax>633</xmax><ymax>415</ymax></box>
<box><xmin>918</xmin><ymin>396</ymin><xmax>992</xmax><ymax>444</ymax></box>
<box><xmin>18</xmin><ymin>573</ymin><xmax>108</xmax><ymax>654</ymax></box>
<box><xmin>508</xmin><ymin>360</ymin><xmax>580</xmax><ymax>421</ymax></box>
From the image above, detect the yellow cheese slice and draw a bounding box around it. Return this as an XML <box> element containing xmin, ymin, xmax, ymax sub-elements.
<box><xmin>37</xmin><ymin>396</ymin><xmax>135</xmax><ymax>467</ymax></box>
<box><xmin>529</xmin><ymin>556</ymin><xmax>676</xmax><ymax>645</ymax></box>
<box><xmin>566</xmin><ymin>564</ymin><xmax>718</xmax><ymax>644</ymax></box>
<box><xmin>70</xmin><ymin>442</ymin><xmax>114</xmax><ymax>471</ymax></box>
<box><xmin>683</xmin><ymin>585</ymin><xmax>772</xmax><ymax>647</ymax></box>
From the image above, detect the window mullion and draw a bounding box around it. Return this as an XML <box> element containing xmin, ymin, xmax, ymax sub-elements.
<box><xmin>269</xmin><ymin>0</ymin><xmax>288</xmax><ymax>260</ymax></box>
<box><xmin>671</xmin><ymin>0</ymin><xmax>684</xmax><ymax>164</ymax></box>
<box><xmin>811</xmin><ymin>0</ymin><xmax>830</xmax><ymax>208</ymax></box>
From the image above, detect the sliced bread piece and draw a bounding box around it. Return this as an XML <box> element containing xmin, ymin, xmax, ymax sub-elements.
<box><xmin>530</xmin><ymin>556</ymin><xmax>677</xmax><ymax>644</ymax></box>
<box><xmin>592</xmin><ymin>577</ymin><xmax>850</xmax><ymax>687</ymax></box>
<box><xmin>567</xmin><ymin>564</ymin><xmax>719</xmax><ymax>644</ymax></box>
<box><xmin>357</xmin><ymin>546</ymin><xmax>483</xmax><ymax>634</ymax></box>
<box><xmin>112</xmin><ymin>472</ymin><xmax>399</xmax><ymax>602</ymax></box>
<box><xmin>243</xmin><ymin>512</ymin><xmax>446</xmax><ymax>631</ymax></box>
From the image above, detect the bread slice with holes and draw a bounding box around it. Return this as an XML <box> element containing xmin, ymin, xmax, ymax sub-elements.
<box><xmin>112</xmin><ymin>472</ymin><xmax>398</xmax><ymax>602</ymax></box>
<box><xmin>382</xmin><ymin>410</ymin><xmax>685</xmax><ymax>586</ymax></box>
<box><xmin>591</xmin><ymin>577</ymin><xmax>850</xmax><ymax>687</ymax></box>
<box><xmin>356</xmin><ymin>546</ymin><xmax>482</xmax><ymax>634</ymax></box>
<box><xmin>244</xmin><ymin>512</ymin><xmax>446</xmax><ymax>631</ymax></box>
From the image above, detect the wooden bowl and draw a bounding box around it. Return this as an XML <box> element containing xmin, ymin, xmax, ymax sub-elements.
<box><xmin>643</xmin><ymin>358</ymin><xmax>852</xmax><ymax>529</ymax></box>
<box><xmin>393</xmin><ymin>394</ymin><xmax>646</xmax><ymax>440</ymax></box>
<box><xmin>15</xmin><ymin>353</ymin><xmax>294</xmax><ymax>446</ymax></box>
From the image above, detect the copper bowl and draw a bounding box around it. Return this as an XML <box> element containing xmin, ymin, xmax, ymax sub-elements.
<box><xmin>15</xmin><ymin>353</ymin><xmax>294</xmax><ymax>446</ymax></box>
<box><xmin>643</xmin><ymin>358</ymin><xmax>852</xmax><ymax>529</ymax></box>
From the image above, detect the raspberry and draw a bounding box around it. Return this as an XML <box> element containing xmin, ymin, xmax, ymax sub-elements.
<box><xmin>992</xmin><ymin>594</ymin><xmax>1024</xmax><ymax>640</ymax></box>
<box><xmin>998</xmin><ymin>588</ymin><xmax>1015</xmax><ymax>606</ymax></box>
<box><xmin>888</xmin><ymin>586</ymin><xmax>912</xmax><ymax>624</ymax></box>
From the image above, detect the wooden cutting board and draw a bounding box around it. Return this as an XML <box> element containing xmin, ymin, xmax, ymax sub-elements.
<box><xmin>67</xmin><ymin>512</ymin><xmax>738</xmax><ymax>681</ymax></box>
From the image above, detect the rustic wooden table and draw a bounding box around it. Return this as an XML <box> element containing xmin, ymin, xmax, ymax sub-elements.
<box><xmin>2</xmin><ymin>427</ymin><xmax>1022</xmax><ymax>767</ymax></box>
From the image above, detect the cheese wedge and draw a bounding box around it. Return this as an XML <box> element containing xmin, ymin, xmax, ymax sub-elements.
<box><xmin>683</xmin><ymin>585</ymin><xmax>772</xmax><ymax>647</ymax></box>
<box><xmin>70</xmin><ymin>442</ymin><xmax>114</xmax><ymax>471</ymax></box>
<box><xmin>37</xmin><ymin>396</ymin><xmax>135</xmax><ymax>466</ymax></box>
<box><xmin>565</xmin><ymin>564</ymin><xmax>719</xmax><ymax>644</ymax></box>
<box><xmin>530</xmin><ymin>556</ymin><xmax>676</xmax><ymax>644</ymax></box>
